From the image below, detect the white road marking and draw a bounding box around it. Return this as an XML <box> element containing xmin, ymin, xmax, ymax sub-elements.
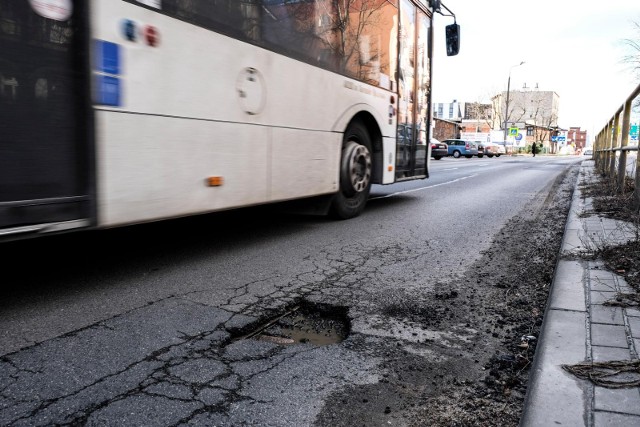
<box><xmin>370</xmin><ymin>174</ymin><xmax>478</xmax><ymax>199</ymax></box>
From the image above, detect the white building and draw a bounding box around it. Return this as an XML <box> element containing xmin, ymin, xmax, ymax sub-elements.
<box><xmin>492</xmin><ymin>88</ymin><xmax>560</xmax><ymax>130</ymax></box>
<box><xmin>432</xmin><ymin>99</ymin><xmax>465</xmax><ymax>121</ymax></box>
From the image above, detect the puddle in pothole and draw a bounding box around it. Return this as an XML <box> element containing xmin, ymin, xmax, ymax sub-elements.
<box><xmin>242</xmin><ymin>302</ymin><xmax>350</xmax><ymax>346</ymax></box>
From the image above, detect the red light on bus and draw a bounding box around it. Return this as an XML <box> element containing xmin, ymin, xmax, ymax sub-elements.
<box><xmin>144</xmin><ymin>25</ymin><xmax>159</xmax><ymax>47</ymax></box>
<box><xmin>390</xmin><ymin>95</ymin><xmax>395</xmax><ymax>104</ymax></box>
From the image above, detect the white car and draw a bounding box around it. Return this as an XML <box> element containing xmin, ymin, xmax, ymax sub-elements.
<box><xmin>484</xmin><ymin>143</ymin><xmax>506</xmax><ymax>158</ymax></box>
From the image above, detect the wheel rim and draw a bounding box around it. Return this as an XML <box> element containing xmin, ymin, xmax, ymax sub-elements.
<box><xmin>345</xmin><ymin>141</ymin><xmax>372</xmax><ymax>193</ymax></box>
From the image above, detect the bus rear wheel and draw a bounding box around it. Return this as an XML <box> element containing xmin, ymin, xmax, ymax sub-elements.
<box><xmin>330</xmin><ymin>122</ymin><xmax>372</xmax><ymax>219</ymax></box>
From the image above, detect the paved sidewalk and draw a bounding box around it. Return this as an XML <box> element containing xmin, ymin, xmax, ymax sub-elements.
<box><xmin>521</xmin><ymin>161</ymin><xmax>640</xmax><ymax>426</ymax></box>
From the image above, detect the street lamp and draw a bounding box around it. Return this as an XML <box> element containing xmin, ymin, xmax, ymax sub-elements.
<box><xmin>503</xmin><ymin>61</ymin><xmax>525</xmax><ymax>153</ymax></box>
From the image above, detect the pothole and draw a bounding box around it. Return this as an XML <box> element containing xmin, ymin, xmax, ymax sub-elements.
<box><xmin>236</xmin><ymin>302</ymin><xmax>350</xmax><ymax>346</ymax></box>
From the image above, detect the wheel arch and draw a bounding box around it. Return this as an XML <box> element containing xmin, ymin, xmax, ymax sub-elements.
<box><xmin>333</xmin><ymin>105</ymin><xmax>384</xmax><ymax>185</ymax></box>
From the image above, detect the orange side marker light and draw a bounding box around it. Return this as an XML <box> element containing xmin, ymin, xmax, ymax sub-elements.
<box><xmin>207</xmin><ymin>176</ymin><xmax>224</xmax><ymax>187</ymax></box>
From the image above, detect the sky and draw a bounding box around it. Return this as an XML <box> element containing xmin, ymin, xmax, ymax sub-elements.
<box><xmin>430</xmin><ymin>0</ymin><xmax>640</xmax><ymax>139</ymax></box>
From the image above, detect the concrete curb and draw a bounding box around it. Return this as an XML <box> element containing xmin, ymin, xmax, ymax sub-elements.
<box><xmin>520</xmin><ymin>161</ymin><xmax>640</xmax><ymax>426</ymax></box>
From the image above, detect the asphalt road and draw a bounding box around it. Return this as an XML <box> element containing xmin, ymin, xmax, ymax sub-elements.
<box><xmin>0</xmin><ymin>155</ymin><xmax>585</xmax><ymax>426</ymax></box>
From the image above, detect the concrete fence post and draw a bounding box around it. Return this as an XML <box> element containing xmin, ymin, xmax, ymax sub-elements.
<box><xmin>595</xmin><ymin>130</ymin><xmax>603</xmax><ymax>169</ymax></box>
<box><xmin>609</xmin><ymin>113</ymin><xmax>619</xmax><ymax>181</ymax></box>
<box><xmin>617</xmin><ymin>101</ymin><xmax>631</xmax><ymax>193</ymax></box>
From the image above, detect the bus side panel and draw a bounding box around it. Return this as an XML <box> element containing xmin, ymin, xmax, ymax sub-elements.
<box><xmin>269</xmin><ymin>129</ymin><xmax>340</xmax><ymax>201</ymax></box>
<box><xmin>93</xmin><ymin>2</ymin><xmax>396</xmax><ymax>135</ymax></box>
<box><xmin>95</xmin><ymin>112</ymin><xmax>269</xmax><ymax>227</ymax></box>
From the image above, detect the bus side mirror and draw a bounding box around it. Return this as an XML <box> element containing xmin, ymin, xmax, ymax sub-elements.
<box><xmin>445</xmin><ymin>24</ymin><xmax>460</xmax><ymax>56</ymax></box>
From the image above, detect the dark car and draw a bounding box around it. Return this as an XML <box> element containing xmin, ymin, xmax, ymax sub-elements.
<box><xmin>430</xmin><ymin>139</ymin><xmax>448</xmax><ymax>160</ymax></box>
<box><xmin>444</xmin><ymin>139</ymin><xmax>478</xmax><ymax>158</ymax></box>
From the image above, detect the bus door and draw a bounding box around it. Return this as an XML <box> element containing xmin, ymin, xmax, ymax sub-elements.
<box><xmin>0</xmin><ymin>1</ymin><xmax>92</xmax><ymax>237</ymax></box>
<box><xmin>396</xmin><ymin>0</ymin><xmax>431</xmax><ymax>179</ymax></box>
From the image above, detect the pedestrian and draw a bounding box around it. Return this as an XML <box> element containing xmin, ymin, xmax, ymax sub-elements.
<box><xmin>531</xmin><ymin>142</ymin><xmax>537</xmax><ymax>157</ymax></box>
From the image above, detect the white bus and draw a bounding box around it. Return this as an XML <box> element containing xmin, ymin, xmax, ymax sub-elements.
<box><xmin>0</xmin><ymin>0</ymin><xmax>459</xmax><ymax>242</ymax></box>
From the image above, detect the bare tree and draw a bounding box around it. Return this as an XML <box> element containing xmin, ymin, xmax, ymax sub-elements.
<box><xmin>465</xmin><ymin>100</ymin><xmax>493</xmax><ymax>133</ymax></box>
<box><xmin>622</xmin><ymin>20</ymin><xmax>640</xmax><ymax>83</ymax></box>
<box><xmin>527</xmin><ymin>93</ymin><xmax>557</xmax><ymax>145</ymax></box>
<box><xmin>622</xmin><ymin>20</ymin><xmax>640</xmax><ymax>112</ymax></box>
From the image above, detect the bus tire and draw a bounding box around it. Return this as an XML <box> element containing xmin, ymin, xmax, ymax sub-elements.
<box><xmin>330</xmin><ymin>122</ymin><xmax>373</xmax><ymax>219</ymax></box>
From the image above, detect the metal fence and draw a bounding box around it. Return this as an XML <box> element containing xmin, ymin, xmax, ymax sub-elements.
<box><xmin>593</xmin><ymin>82</ymin><xmax>640</xmax><ymax>209</ymax></box>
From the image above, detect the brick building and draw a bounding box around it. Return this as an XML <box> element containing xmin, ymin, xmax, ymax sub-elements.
<box><xmin>432</xmin><ymin>117</ymin><xmax>461</xmax><ymax>141</ymax></box>
<box><xmin>567</xmin><ymin>127</ymin><xmax>587</xmax><ymax>150</ymax></box>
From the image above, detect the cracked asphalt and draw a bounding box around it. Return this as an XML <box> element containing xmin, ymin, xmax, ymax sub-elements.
<box><xmin>0</xmin><ymin>157</ymin><xmax>585</xmax><ymax>426</ymax></box>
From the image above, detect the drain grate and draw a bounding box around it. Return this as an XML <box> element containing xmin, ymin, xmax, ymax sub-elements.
<box><xmin>239</xmin><ymin>302</ymin><xmax>350</xmax><ymax>346</ymax></box>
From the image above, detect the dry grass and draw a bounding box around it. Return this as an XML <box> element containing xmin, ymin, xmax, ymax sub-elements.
<box><xmin>581</xmin><ymin>173</ymin><xmax>640</xmax><ymax>290</ymax></box>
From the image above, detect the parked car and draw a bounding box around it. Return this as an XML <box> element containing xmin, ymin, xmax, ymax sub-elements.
<box><xmin>430</xmin><ymin>139</ymin><xmax>448</xmax><ymax>160</ymax></box>
<box><xmin>484</xmin><ymin>142</ymin><xmax>506</xmax><ymax>158</ymax></box>
<box><xmin>443</xmin><ymin>139</ymin><xmax>478</xmax><ymax>158</ymax></box>
<box><xmin>583</xmin><ymin>148</ymin><xmax>593</xmax><ymax>156</ymax></box>
<box><xmin>476</xmin><ymin>142</ymin><xmax>485</xmax><ymax>158</ymax></box>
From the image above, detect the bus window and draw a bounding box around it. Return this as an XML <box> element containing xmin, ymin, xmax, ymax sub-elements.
<box><xmin>157</xmin><ymin>0</ymin><xmax>398</xmax><ymax>90</ymax></box>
